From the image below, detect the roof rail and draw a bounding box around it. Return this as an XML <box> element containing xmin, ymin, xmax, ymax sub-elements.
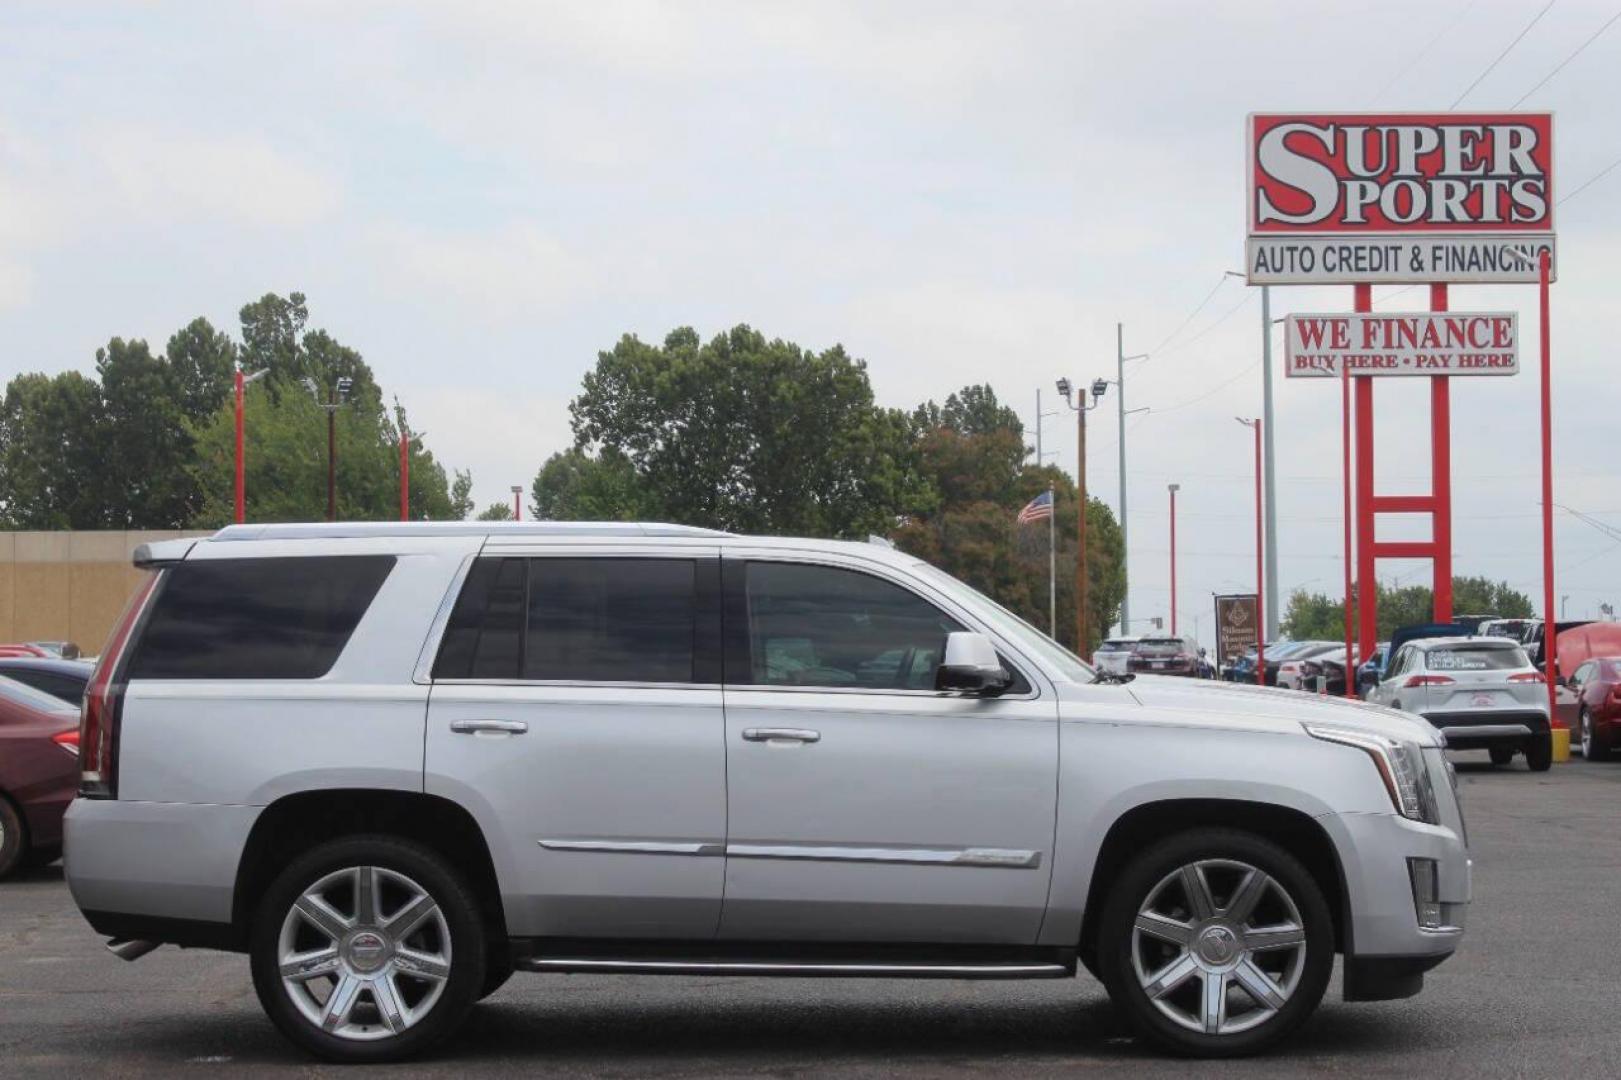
<box><xmin>208</xmin><ymin>521</ymin><xmax>731</xmax><ymax>542</ymax></box>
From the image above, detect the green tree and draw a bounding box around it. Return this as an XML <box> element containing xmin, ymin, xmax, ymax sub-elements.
<box><xmin>0</xmin><ymin>372</ymin><xmax>107</xmax><ymax>528</ymax></box>
<box><xmin>476</xmin><ymin>501</ymin><xmax>514</xmax><ymax>521</ymax></box>
<box><xmin>530</xmin><ymin>447</ymin><xmax>650</xmax><ymax>521</ymax></box>
<box><xmin>893</xmin><ymin>385</ymin><xmax>1123</xmax><ymax>655</ymax></box>
<box><xmin>1282</xmin><ymin>577</ymin><xmax>1537</xmax><ymax>641</ymax></box>
<box><xmin>569</xmin><ymin>325</ymin><xmax>926</xmax><ymax>536</ymax></box>
<box><xmin>449</xmin><ymin>470</ymin><xmax>475</xmax><ymax>520</ymax></box>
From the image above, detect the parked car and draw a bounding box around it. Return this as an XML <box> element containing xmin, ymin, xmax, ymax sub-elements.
<box><xmin>66</xmin><ymin>523</ymin><xmax>1469</xmax><ymax>1062</ymax></box>
<box><xmin>0</xmin><ymin>644</ymin><xmax>50</xmax><ymax>659</ymax></box>
<box><xmin>1291</xmin><ymin>648</ymin><xmax>1358</xmax><ymax>697</ymax></box>
<box><xmin>1125</xmin><ymin>634</ymin><xmax>1205</xmax><ymax>677</ymax></box>
<box><xmin>1274</xmin><ymin>643</ymin><xmax>1344</xmax><ymax>691</ymax></box>
<box><xmin>1092</xmin><ymin>635</ymin><xmax>1139</xmax><ymax>675</ymax></box>
<box><xmin>0</xmin><ymin>674</ymin><xmax>81</xmax><ymax>879</ymax></box>
<box><xmin>25</xmin><ymin>640</ymin><xmax>82</xmax><ymax>660</ymax></box>
<box><xmin>1522</xmin><ymin>620</ymin><xmax>1593</xmax><ymax>669</ymax></box>
<box><xmin>0</xmin><ymin>657</ymin><xmax>94</xmax><ymax>705</ymax></box>
<box><xmin>1565</xmin><ymin>656</ymin><xmax>1621</xmax><ymax>762</ymax></box>
<box><xmin>1356</xmin><ymin>644</ymin><xmax>1388</xmax><ymax>699</ymax></box>
<box><xmin>1477</xmin><ymin>619</ymin><xmax>1534</xmax><ymax>645</ymax></box>
<box><xmin>1225</xmin><ymin>641</ymin><xmax>1298</xmax><ymax>684</ymax></box>
<box><xmin>1366</xmin><ymin>637</ymin><xmax>1551</xmax><ymax>770</ymax></box>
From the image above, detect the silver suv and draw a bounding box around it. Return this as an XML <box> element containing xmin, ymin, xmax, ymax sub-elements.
<box><xmin>65</xmin><ymin>523</ymin><xmax>1470</xmax><ymax>1062</ymax></box>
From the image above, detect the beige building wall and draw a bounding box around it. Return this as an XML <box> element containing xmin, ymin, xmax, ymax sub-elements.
<box><xmin>0</xmin><ymin>531</ymin><xmax>213</xmax><ymax>656</ymax></box>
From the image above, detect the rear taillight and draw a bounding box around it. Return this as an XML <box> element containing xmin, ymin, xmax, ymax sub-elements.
<box><xmin>80</xmin><ymin>573</ymin><xmax>159</xmax><ymax>799</ymax></box>
<box><xmin>1404</xmin><ymin>674</ymin><xmax>1455</xmax><ymax>688</ymax></box>
<box><xmin>1508</xmin><ymin>671</ymin><xmax>1545</xmax><ymax>684</ymax></box>
<box><xmin>52</xmin><ymin>729</ymin><xmax>79</xmax><ymax>756</ymax></box>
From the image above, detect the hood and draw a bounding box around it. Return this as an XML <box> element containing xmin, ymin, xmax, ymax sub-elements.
<box><xmin>1117</xmin><ymin>675</ymin><xmax>1442</xmax><ymax>747</ymax></box>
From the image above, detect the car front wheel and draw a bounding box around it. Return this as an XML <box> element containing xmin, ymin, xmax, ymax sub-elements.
<box><xmin>1581</xmin><ymin>709</ymin><xmax>1612</xmax><ymax>762</ymax></box>
<box><xmin>1097</xmin><ymin>828</ymin><xmax>1333</xmax><ymax>1057</ymax></box>
<box><xmin>249</xmin><ymin>836</ymin><xmax>486</xmax><ymax>1063</ymax></box>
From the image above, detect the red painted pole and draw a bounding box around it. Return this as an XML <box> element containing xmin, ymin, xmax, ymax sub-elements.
<box><xmin>1169</xmin><ymin>485</ymin><xmax>1178</xmax><ymax>635</ymax></box>
<box><xmin>1430</xmin><ymin>283</ymin><xmax>1453</xmax><ymax>623</ymax></box>
<box><xmin>1353</xmin><ymin>285</ymin><xmax>1376</xmax><ymax>665</ymax></box>
<box><xmin>1254</xmin><ymin>419</ymin><xmax>1264</xmax><ymax>685</ymax></box>
<box><xmin>514</xmin><ymin>489</ymin><xmax>522</xmax><ymax>521</ymax></box>
<box><xmin>399</xmin><ymin>431</ymin><xmax>410</xmax><ymax>521</ymax></box>
<box><xmin>233</xmin><ymin>368</ymin><xmax>245</xmax><ymax>524</ymax></box>
<box><xmin>1341</xmin><ymin>348</ymin><xmax>1355</xmax><ymax>697</ymax></box>
<box><xmin>1540</xmin><ymin>249</ymin><xmax>1559</xmax><ymax>720</ymax></box>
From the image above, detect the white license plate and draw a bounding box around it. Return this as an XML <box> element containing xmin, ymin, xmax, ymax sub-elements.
<box><xmin>1457</xmin><ymin>690</ymin><xmax>1508</xmax><ymax>708</ymax></box>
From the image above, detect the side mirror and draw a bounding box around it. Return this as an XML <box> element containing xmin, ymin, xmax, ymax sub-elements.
<box><xmin>935</xmin><ymin>632</ymin><xmax>1011</xmax><ymax>696</ymax></box>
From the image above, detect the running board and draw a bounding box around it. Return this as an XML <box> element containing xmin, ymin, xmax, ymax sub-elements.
<box><xmin>516</xmin><ymin>956</ymin><xmax>1073</xmax><ymax>979</ymax></box>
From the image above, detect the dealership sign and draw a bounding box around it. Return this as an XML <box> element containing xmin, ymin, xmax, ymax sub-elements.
<box><xmin>1246</xmin><ymin>113</ymin><xmax>1555</xmax><ymax>284</ymax></box>
<box><xmin>1285</xmin><ymin>312</ymin><xmax>1519</xmax><ymax>378</ymax></box>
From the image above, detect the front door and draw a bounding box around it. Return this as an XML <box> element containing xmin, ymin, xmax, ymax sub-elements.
<box><xmin>425</xmin><ymin>549</ymin><xmax>726</xmax><ymax>939</ymax></box>
<box><xmin>717</xmin><ymin>553</ymin><xmax>1059</xmax><ymax>944</ymax></box>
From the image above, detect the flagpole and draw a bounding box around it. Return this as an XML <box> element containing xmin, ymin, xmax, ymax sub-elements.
<box><xmin>1048</xmin><ymin>486</ymin><xmax>1057</xmax><ymax>637</ymax></box>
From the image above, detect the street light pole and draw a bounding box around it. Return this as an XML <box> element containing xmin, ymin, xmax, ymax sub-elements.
<box><xmin>1058</xmin><ymin>377</ymin><xmax>1108</xmax><ymax>656</ymax></box>
<box><xmin>1112</xmin><ymin>328</ymin><xmax>1150</xmax><ymax>637</ymax></box>
<box><xmin>512</xmin><ymin>485</ymin><xmax>524</xmax><ymax>521</ymax></box>
<box><xmin>1238</xmin><ymin>417</ymin><xmax>1264</xmax><ymax>685</ymax></box>
<box><xmin>327</xmin><ymin>386</ymin><xmax>337</xmax><ymax>522</ymax></box>
<box><xmin>1168</xmin><ymin>483</ymin><xmax>1180</xmax><ymax>635</ymax></box>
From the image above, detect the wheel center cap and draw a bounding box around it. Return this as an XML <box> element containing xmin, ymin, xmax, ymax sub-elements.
<box><xmin>346</xmin><ymin>931</ymin><xmax>391</xmax><ymax>973</ymax></box>
<box><xmin>1195</xmin><ymin>924</ymin><xmax>1240</xmax><ymax>966</ymax></box>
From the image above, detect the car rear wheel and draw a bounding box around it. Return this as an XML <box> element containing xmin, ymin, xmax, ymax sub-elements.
<box><xmin>1097</xmin><ymin>828</ymin><xmax>1333</xmax><ymax>1057</ymax></box>
<box><xmin>0</xmin><ymin>796</ymin><xmax>26</xmax><ymax>881</ymax></box>
<box><xmin>1581</xmin><ymin>709</ymin><xmax>1612</xmax><ymax>762</ymax></box>
<box><xmin>1488</xmin><ymin>746</ymin><xmax>1514</xmax><ymax>767</ymax></box>
<box><xmin>249</xmin><ymin>836</ymin><xmax>485</xmax><ymax>1063</ymax></box>
<box><xmin>1524</xmin><ymin>734</ymin><xmax>1553</xmax><ymax>772</ymax></box>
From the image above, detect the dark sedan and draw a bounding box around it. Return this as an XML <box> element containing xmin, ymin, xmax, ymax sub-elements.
<box><xmin>0</xmin><ymin>657</ymin><xmax>93</xmax><ymax>705</ymax></box>
<box><xmin>0</xmin><ymin>675</ymin><xmax>81</xmax><ymax>879</ymax></box>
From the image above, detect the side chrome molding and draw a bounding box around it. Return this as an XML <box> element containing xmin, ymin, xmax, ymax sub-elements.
<box><xmin>517</xmin><ymin>957</ymin><xmax>1071</xmax><ymax>979</ymax></box>
<box><xmin>537</xmin><ymin>839</ymin><xmax>1041</xmax><ymax>869</ymax></box>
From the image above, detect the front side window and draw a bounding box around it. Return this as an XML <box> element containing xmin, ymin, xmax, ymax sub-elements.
<box><xmin>126</xmin><ymin>556</ymin><xmax>395</xmax><ymax>680</ymax></box>
<box><xmin>741</xmin><ymin>562</ymin><xmax>962</xmax><ymax>690</ymax></box>
<box><xmin>435</xmin><ymin>557</ymin><xmax>698</xmax><ymax>683</ymax></box>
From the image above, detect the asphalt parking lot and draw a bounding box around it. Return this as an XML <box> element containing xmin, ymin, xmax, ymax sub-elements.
<box><xmin>3</xmin><ymin>754</ymin><xmax>1618</xmax><ymax>1078</ymax></box>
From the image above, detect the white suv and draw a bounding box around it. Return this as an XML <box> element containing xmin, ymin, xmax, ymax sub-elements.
<box><xmin>65</xmin><ymin>523</ymin><xmax>1470</xmax><ymax>1062</ymax></box>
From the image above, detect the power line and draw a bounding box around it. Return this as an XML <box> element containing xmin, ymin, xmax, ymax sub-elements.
<box><xmin>1558</xmin><ymin>152</ymin><xmax>1621</xmax><ymax>205</ymax></box>
<box><xmin>1511</xmin><ymin>7</ymin><xmax>1621</xmax><ymax>107</ymax></box>
<box><xmin>1147</xmin><ymin>274</ymin><xmax>1234</xmax><ymax>356</ymax></box>
<box><xmin>1373</xmin><ymin>0</ymin><xmax>1482</xmax><ymax>104</ymax></box>
<box><xmin>1450</xmin><ymin>0</ymin><xmax>1558</xmax><ymax>108</ymax></box>
<box><xmin>1149</xmin><ymin>358</ymin><xmax>1262</xmax><ymax>416</ymax></box>
<box><xmin>1152</xmin><ymin>290</ymin><xmax>1257</xmax><ymax>360</ymax></box>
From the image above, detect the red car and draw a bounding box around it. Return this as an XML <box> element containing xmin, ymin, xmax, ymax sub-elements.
<box><xmin>1568</xmin><ymin>655</ymin><xmax>1621</xmax><ymax>762</ymax></box>
<box><xmin>0</xmin><ymin>674</ymin><xmax>81</xmax><ymax>879</ymax></box>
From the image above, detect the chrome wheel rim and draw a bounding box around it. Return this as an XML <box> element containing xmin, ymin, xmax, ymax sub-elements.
<box><xmin>1581</xmin><ymin>713</ymin><xmax>1592</xmax><ymax>757</ymax></box>
<box><xmin>1131</xmin><ymin>858</ymin><xmax>1308</xmax><ymax>1036</ymax></box>
<box><xmin>278</xmin><ymin>866</ymin><xmax>452</xmax><ymax>1041</ymax></box>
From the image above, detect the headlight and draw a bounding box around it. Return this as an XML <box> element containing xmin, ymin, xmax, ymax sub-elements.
<box><xmin>1305</xmin><ymin>724</ymin><xmax>1441</xmax><ymax>824</ymax></box>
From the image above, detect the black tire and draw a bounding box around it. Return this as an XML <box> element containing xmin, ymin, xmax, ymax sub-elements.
<box><xmin>0</xmin><ymin>796</ymin><xmax>26</xmax><ymax>881</ymax></box>
<box><xmin>1525</xmin><ymin>734</ymin><xmax>1553</xmax><ymax>772</ymax></box>
<box><xmin>1581</xmin><ymin>710</ymin><xmax>1613</xmax><ymax>763</ymax></box>
<box><xmin>478</xmin><ymin>951</ymin><xmax>515</xmax><ymax>1000</ymax></box>
<box><xmin>1097</xmin><ymin>828</ymin><xmax>1334</xmax><ymax>1058</ymax></box>
<box><xmin>1488</xmin><ymin>746</ymin><xmax>1515</xmax><ymax>767</ymax></box>
<box><xmin>249</xmin><ymin>835</ymin><xmax>486</xmax><ymax>1064</ymax></box>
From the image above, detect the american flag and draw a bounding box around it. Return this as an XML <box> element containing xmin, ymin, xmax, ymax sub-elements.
<box><xmin>1016</xmin><ymin>490</ymin><xmax>1053</xmax><ymax>524</ymax></box>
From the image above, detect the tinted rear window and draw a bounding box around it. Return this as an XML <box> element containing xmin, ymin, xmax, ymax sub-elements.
<box><xmin>126</xmin><ymin>556</ymin><xmax>395</xmax><ymax>679</ymax></box>
<box><xmin>434</xmin><ymin>557</ymin><xmax>698</xmax><ymax>683</ymax></box>
<box><xmin>1427</xmin><ymin>645</ymin><xmax>1527</xmax><ymax>671</ymax></box>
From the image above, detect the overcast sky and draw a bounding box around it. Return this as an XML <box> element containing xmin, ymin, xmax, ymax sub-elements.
<box><xmin>3</xmin><ymin>0</ymin><xmax>1618</xmax><ymax>643</ymax></box>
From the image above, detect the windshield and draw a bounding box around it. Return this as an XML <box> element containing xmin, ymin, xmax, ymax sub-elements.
<box><xmin>910</xmin><ymin>562</ymin><xmax>1095</xmax><ymax>683</ymax></box>
<box><xmin>1136</xmin><ymin>637</ymin><xmax>1189</xmax><ymax>656</ymax></box>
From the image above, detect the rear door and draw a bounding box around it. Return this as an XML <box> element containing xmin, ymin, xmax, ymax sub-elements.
<box><xmin>716</xmin><ymin>551</ymin><xmax>1058</xmax><ymax>944</ymax></box>
<box><xmin>424</xmin><ymin>545</ymin><xmax>726</xmax><ymax>939</ymax></box>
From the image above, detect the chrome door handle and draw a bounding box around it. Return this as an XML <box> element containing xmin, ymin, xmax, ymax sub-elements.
<box><xmin>450</xmin><ymin>719</ymin><xmax>528</xmax><ymax>735</ymax></box>
<box><xmin>742</xmin><ymin>727</ymin><xmax>821</xmax><ymax>744</ymax></box>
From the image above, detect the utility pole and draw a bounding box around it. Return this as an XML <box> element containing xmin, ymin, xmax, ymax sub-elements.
<box><xmin>1168</xmin><ymin>483</ymin><xmax>1180</xmax><ymax>635</ymax></box>
<box><xmin>232</xmin><ymin>366</ymin><xmax>268</xmax><ymax>524</ymax></box>
<box><xmin>1238</xmin><ymin>417</ymin><xmax>1265</xmax><ymax>685</ymax></box>
<box><xmin>1033</xmin><ymin>388</ymin><xmax>1060</xmax><ymax>637</ymax></box>
<box><xmin>1059</xmin><ymin>377</ymin><xmax>1108</xmax><ymax>656</ymax></box>
<box><xmin>1114</xmin><ymin>325</ymin><xmax>1149</xmax><ymax>636</ymax></box>
<box><xmin>1117</xmin><ymin>324</ymin><xmax>1129</xmax><ymax>635</ymax></box>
